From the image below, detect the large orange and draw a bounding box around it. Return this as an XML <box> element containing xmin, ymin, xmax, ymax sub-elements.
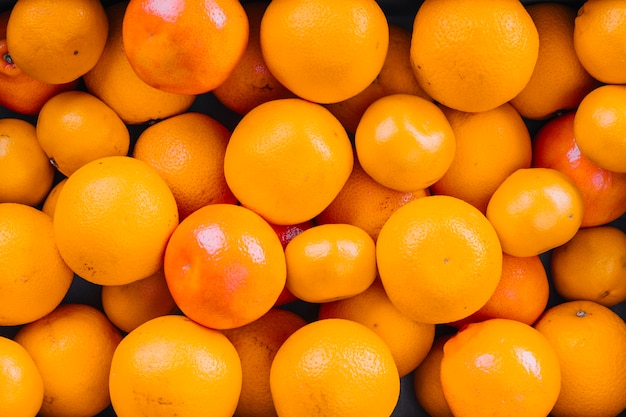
<box><xmin>163</xmin><ymin>203</ymin><xmax>286</xmax><ymax>330</ymax></box>
<box><xmin>410</xmin><ymin>0</ymin><xmax>539</xmax><ymax>112</ymax></box>
<box><xmin>122</xmin><ymin>0</ymin><xmax>249</xmax><ymax>95</ymax></box>
<box><xmin>0</xmin><ymin>336</ymin><xmax>44</xmax><ymax>417</ymax></box>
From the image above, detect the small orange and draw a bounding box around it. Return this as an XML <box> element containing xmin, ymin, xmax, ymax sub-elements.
<box><xmin>163</xmin><ymin>203</ymin><xmax>286</xmax><ymax>330</ymax></box>
<box><xmin>574</xmin><ymin>85</ymin><xmax>626</xmax><ymax>173</ymax></box>
<box><xmin>36</xmin><ymin>90</ymin><xmax>130</xmax><ymax>177</ymax></box>
<box><xmin>318</xmin><ymin>279</ymin><xmax>436</xmax><ymax>377</ymax></box>
<box><xmin>486</xmin><ymin>167</ymin><xmax>584</xmax><ymax>257</ymax></box>
<box><xmin>316</xmin><ymin>157</ymin><xmax>429</xmax><ymax>242</ymax></box>
<box><xmin>132</xmin><ymin>111</ymin><xmax>238</xmax><ymax>220</ymax></box>
<box><xmin>260</xmin><ymin>0</ymin><xmax>389</xmax><ymax>104</ymax></box>
<box><xmin>221</xmin><ymin>308</ymin><xmax>307</xmax><ymax>417</ymax></box>
<box><xmin>270</xmin><ymin>318</ymin><xmax>400</xmax><ymax>417</ymax></box>
<box><xmin>83</xmin><ymin>1</ymin><xmax>195</xmax><ymax>125</ymax></box>
<box><xmin>410</xmin><ymin>0</ymin><xmax>539</xmax><ymax>112</ymax></box>
<box><xmin>574</xmin><ymin>0</ymin><xmax>626</xmax><ymax>84</ymax></box>
<box><xmin>14</xmin><ymin>303</ymin><xmax>123</xmax><ymax>417</ymax></box>
<box><xmin>0</xmin><ymin>203</ymin><xmax>73</xmax><ymax>327</ymax></box>
<box><xmin>441</xmin><ymin>318</ymin><xmax>561</xmax><ymax>417</ymax></box>
<box><xmin>551</xmin><ymin>226</ymin><xmax>626</xmax><ymax>307</ymax></box>
<box><xmin>430</xmin><ymin>103</ymin><xmax>532</xmax><ymax>213</ymax></box>
<box><xmin>534</xmin><ymin>300</ymin><xmax>626</xmax><ymax>417</ymax></box>
<box><xmin>0</xmin><ymin>117</ymin><xmax>54</xmax><ymax>206</ymax></box>
<box><xmin>223</xmin><ymin>98</ymin><xmax>353</xmax><ymax>225</ymax></box>
<box><xmin>41</xmin><ymin>179</ymin><xmax>66</xmax><ymax>219</ymax></box>
<box><xmin>109</xmin><ymin>315</ymin><xmax>242</xmax><ymax>417</ymax></box>
<box><xmin>122</xmin><ymin>0</ymin><xmax>249</xmax><ymax>95</ymax></box>
<box><xmin>53</xmin><ymin>156</ymin><xmax>179</xmax><ymax>286</ymax></box>
<box><xmin>412</xmin><ymin>334</ymin><xmax>455</xmax><ymax>417</ymax></box>
<box><xmin>6</xmin><ymin>0</ymin><xmax>108</xmax><ymax>84</ymax></box>
<box><xmin>376</xmin><ymin>195</ymin><xmax>503</xmax><ymax>325</ymax></box>
<box><xmin>355</xmin><ymin>93</ymin><xmax>456</xmax><ymax>192</ymax></box>
<box><xmin>0</xmin><ymin>336</ymin><xmax>44</xmax><ymax>417</ymax></box>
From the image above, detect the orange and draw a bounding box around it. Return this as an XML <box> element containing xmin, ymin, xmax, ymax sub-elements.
<box><xmin>224</xmin><ymin>98</ymin><xmax>354</xmax><ymax>225</ymax></box>
<box><xmin>486</xmin><ymin>167</ymin><xmax>584</xmax><ymax>257</ymax></box>
<box><xmin>14</xmin><ymin>303</ymin><xmax>123</xmax><ymax>417</ymax></box>
<box><xmin>509</xmin><ymin>2</ymin><xmax>599</xmax><ymax>120</ymax></box>
<box><xmin>132</xmin><ymin>111</ymin><xmax>238</xmax><ymax>220</ymax></box>
<box><xmin>212</xmin><ymin>1</ymin><xmax>295</xmax><ymax>116</ymax></box>
<box><xmin>221</xmin><ymin>308</ymin><xmax>307</xmax><ymax>417</ymax></box>
<box><xmin>449</xmin><ymin>253</ymin><xmax>550</xmax><ymax>328</ymax></box>
<box><xmin>574</xmin><ymin>84</ymin><xmax>626</xmax><ymax>173</ymax></box>
<box><xmin>441</xmin><ymin>318</ymin><xmax>561</xmax><ymax>417</ymax></box>
<box><xmin>284</xmin><ymin>223</ymin><xmax>377</xmax><ymax>303</ymax></box>
<box><xmin>41</xmin><ymin>179</ymin><xmax>66</xmax><ymax>219</ymax></box>
<box><xmin>260</xmin><ymin>0</ymin><xmax>389</xmax><ymax>104</ymax></box>
<box><xmin>412</xmin><ymin>334</ymin><xmax>455</xmax><ymax>417</ymax></box>
<box><xmin>534</xmin><ymin>300</ymin><xmax>626</xmax><ymax>417</ymax></box>
<box><xmin>0</xmin><ymin>203</ymin><xmax>73</xmax><ymax>327</ymax></box>
<box><xmin>318</xmin><ymin>279</ymin><xmax>436</xmax><ymax>377</ymax></box>
<box><xmin>6</xmin><ymin>0</ymin><xmax>108</xmax><ymax>84</ymax></box>
<box><xmin>269</xmin><ymin>318</ymin><xmax>400</xmax><ymax>417</ymax></box>
<box><xmin>101</xmin><ymin>268</ymin><xmax>178</xmax><ymax>333</ymax></box>
<box><xmin>109</xmin><ymin>314</ymin><xmax>242</xmax><ymax>417</ymax></box>
<box><xmin>36</xmin><ymin>90</ymin><xmax>130</xmax><ymax>177</ymax></box>
<box><xmin>53</xmin><ymin>155</ymin><xmax>179</xmax><ymax>286</ymax></box>
<box><xmin>533</xmin><ymin>111</ymin><xmax>626</xmax><ymax>228</ymax></box>
<box><xmin>410</xmin><ymin>0</ymin><xmax>539</xmax><ymax>113</ymax></box>
<box><xmin>376</xmin><ymin>195</ymin><xmax>503</xmax><ymax>325</ymax></box>
<box><xmin>163</xmin><ymin>203</ymin><xmax>286</xmax><ymax>330</ymax></box>
<box><xmin>0</xmin><ymin>336</ymin><xmax>44</xmax><ymax>417</ymax></box>
<box><xmin>430</xmin><ymin>103</ymin><xmax>532</xmax><ymax>214</ymax></box>
<box><xmin>316</xmin><ymin>156</ymin><xmax>430</xmax><ymax>242</ymax></box>
<box><xmin>355</xmin><ymin>93</ymin><xmax>456</xmax><ymax>192</ymax></box>
<box><xmin>551</xmin><ymin>226</ymin><xmax>626</xmax><ymax>307</ymax></box>
<box><xmin>0</xmin><ymin>118</ymin><xmax>54</xmax><ymax>206</ymax></box>
<box><xmin>324</xmin><ymin>23</ymin><xmax>431</xmax><ymax>134</ymax></box>
<box><xmin>574</xmin><ymin>0</ymin><xmax>626</xmax><ymax>84</ymax></box>
<box><xmin>122</xmin><ymin>0</ymin><xmax>248</xmax><ymax>95</ymax></box>
<box><xmin>83</xmin><ymin>1</ymin><xmax>195</xmax><ymax>125</ymax></box>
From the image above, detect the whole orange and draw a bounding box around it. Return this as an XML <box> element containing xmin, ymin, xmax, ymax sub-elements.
<box><xmin>413</xmin><ymin>334</ymin><xmax>455</xmax><ymax>417</ymax></box>
<box><xmin>0</xmin><ymin>336</ymin><xmax>44</xmax><ymax>417</ymax></box>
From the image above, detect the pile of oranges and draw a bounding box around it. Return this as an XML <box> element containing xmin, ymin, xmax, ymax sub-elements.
<box><xmin>0</xmin><ymin>0</ymin><xmax>625</xmax><ymax>416</ymax></box>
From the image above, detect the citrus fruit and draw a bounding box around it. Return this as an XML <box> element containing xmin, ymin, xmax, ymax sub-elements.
<box><xmin>376</xmin><ymin>195</ymin><xmax>503</xmax><ymax>324</ymax></box>
<box><xmin>413</xmin><ymin>334</ymin><xmax>455</xmax><ymax>417</ymax></box>
<box><xmin>109</xmin><ymin>315</ymin><xmax>242</xmax><ymax>417</ymax></box>
<box><xmin>41</xmin><ymin>179</ymin><xmax>66</xmax><ymax>219</ymax></box>
<box><xmin>163</xmin><ymin>203</ymin><xmax>286</xmax><ymax>330</ymax></box>
<box><xmin>0</xmin><ymin>335</ymin><xmax>44</xmax><ymax>417</ymax></box>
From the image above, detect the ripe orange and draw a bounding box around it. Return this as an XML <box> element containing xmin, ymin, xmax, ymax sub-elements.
<box><xmin>270</xmin><ymin>318</ymin><xmax>400</xmax><ymax>417</ymax></box>
<box><xmin>53</xmin><ymin>156</ymin><xmax>179</xmax><ymax>286</ymax></box>
<box><xmin>14</xmin><ymin>303</ymin><xmax>123</xmax><ymax>417</ymax></box>
<box><xmin>0</xmin><ymin>336</ymin><xmax>44</xmax><ymax>417</ymax></box>
<box><xmin>410</xmin><ymin>0</ymin><xmax>539</xmax><ymax>112</ymax></box>
<box><xmin>0</xmin><ymin>203</ymin><xmax>73</xmax><ymax>326</ymax></box>
<box><xmin>163</xmin><ymin>203</ymin><xmax>286</xmax><ymax>330</ymax></box>
<box><xmin>122</xmin><ymin>0</ymin><xmax>249</xmax><ymax>95</ymax></box>
<box><xmin>316</xmin><ymin>157</ymin><xmax>430</xmax><ymax>242</ymax></box>
<box><xmin>534</xmin><ymin>300</ymin><xmax>626</xmax><ymax>417</ymax></box>
<box><xmin>376</xmin><ymin>195</ymin><xmax>503</xmax><ymax>324</ymax></box>
<box><xmin>260</xmin><ymin>0</ymin><xmax>389</xmax><ymax>104</ymax></box>
<box><xmin>41</xmin><ymin>179</ymin><xmax>66</xmax><ymax>219</ymax></box>
<box><xmin>509</xmin><ymin>2</ymin><xmax>599</xmax><ymax>120</ymax></box>
<box><xmin>430</xmin><ymin>103</ymin><xmax>532</xmax><ymax>213</ymax></box>
<box><xmin>223</xmin><ymin>98</ymin><xmax>353</xmax><ymax>225</ymax></box>
<box><xmin>284</xmin><ymin>223</ymin><xmax>377</xmax><ymax>303</ymax></box>
<box><xmin>221</xmin><ymin>308</ymin><xmax>307</xmax><ymax>417</ymax></box>
<box><xmin>36</xmin><ymin>90</ymin><xmax>130</xmax><ymax>177</ymax></box>
<box><xmin>132</xmin><ymin>111</ymin><xmax>238</xmax><ymax>220</ymax></box>
<box><xmin>413</xmin><ymin>334</ymin><xmax>455</xmax><ymax>417</ymax></box>
<box><xmin>486</xmin><ymin>167</ymin><xmax>584</xmax><ymax>257</ymax></box>
<box><xmin>551</xmin><ymin>226</ymin><xmax>626</xmax><ymax>307</ymax></box>
<box><xmin>355</xmin><ymin>93</ymin><xmax>456</xmax><ymax>192</ymax></box>
<box><xmin>318</xmin><ymin>279</ymin><xmax>436</xmax><ymax>377</ymax></box>
<box><xmin>0</xmin><ymin>117</ymin><xmax>54</xmax><ymax>206</ymax></box>
<box><xmin>212</xmin><ymin>1</ymin><xmax>295</xmax><ymax>116</ymax></box>
<box><xmin>442</xmin><ymin>318</ymin><xmax>561</xmax><ymax>417</ymax></box>
<box><xmin>83</xmin><ymin>1</ymin><xmax>195</xmax><ymax>125</ymax></box>
<box><xmin>574</xmin><ymin>0</ymin><xmax>626</xmax><ymax>84</ymax></box>
<box><xmin>6</xmin><ymin>0</ymin><xmax>108</xmax><ymax>84</ymax></box>
<box><xmin>110</xmin><ymin>315</ymin><xmax>242</xmax><ymax>417</ymax></box>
